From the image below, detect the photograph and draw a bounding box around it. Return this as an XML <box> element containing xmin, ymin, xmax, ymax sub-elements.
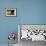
<box><xmin>5</xmin><ymin>8</ymin><xmax>16</xmax><ymax>16</ymax></box>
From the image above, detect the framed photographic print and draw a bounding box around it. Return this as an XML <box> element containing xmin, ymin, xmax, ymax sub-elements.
<box><xmin>5</xmin><ymin>8</ymin><xmax>16</xmax><ymax>16</ymax></box>
<box><xmin>18</xmin><ymin>24</ymin><xmax>46</xmax><ymax>42</ymax></box>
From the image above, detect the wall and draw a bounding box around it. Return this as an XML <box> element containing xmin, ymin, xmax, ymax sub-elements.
<box><xmin>0</xmin><ymin>0</ymin><xmax>21</xmax><ymax>44</ymax></box>
<box><xmin>20</xmin><ymin>0</ymin><xmax>46</xmax><ymax>24</ymax></box>
<box><xmin>0</xmin><ymin>0</ymin><xmax>46</xmax><ymax>44</ymax></box>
